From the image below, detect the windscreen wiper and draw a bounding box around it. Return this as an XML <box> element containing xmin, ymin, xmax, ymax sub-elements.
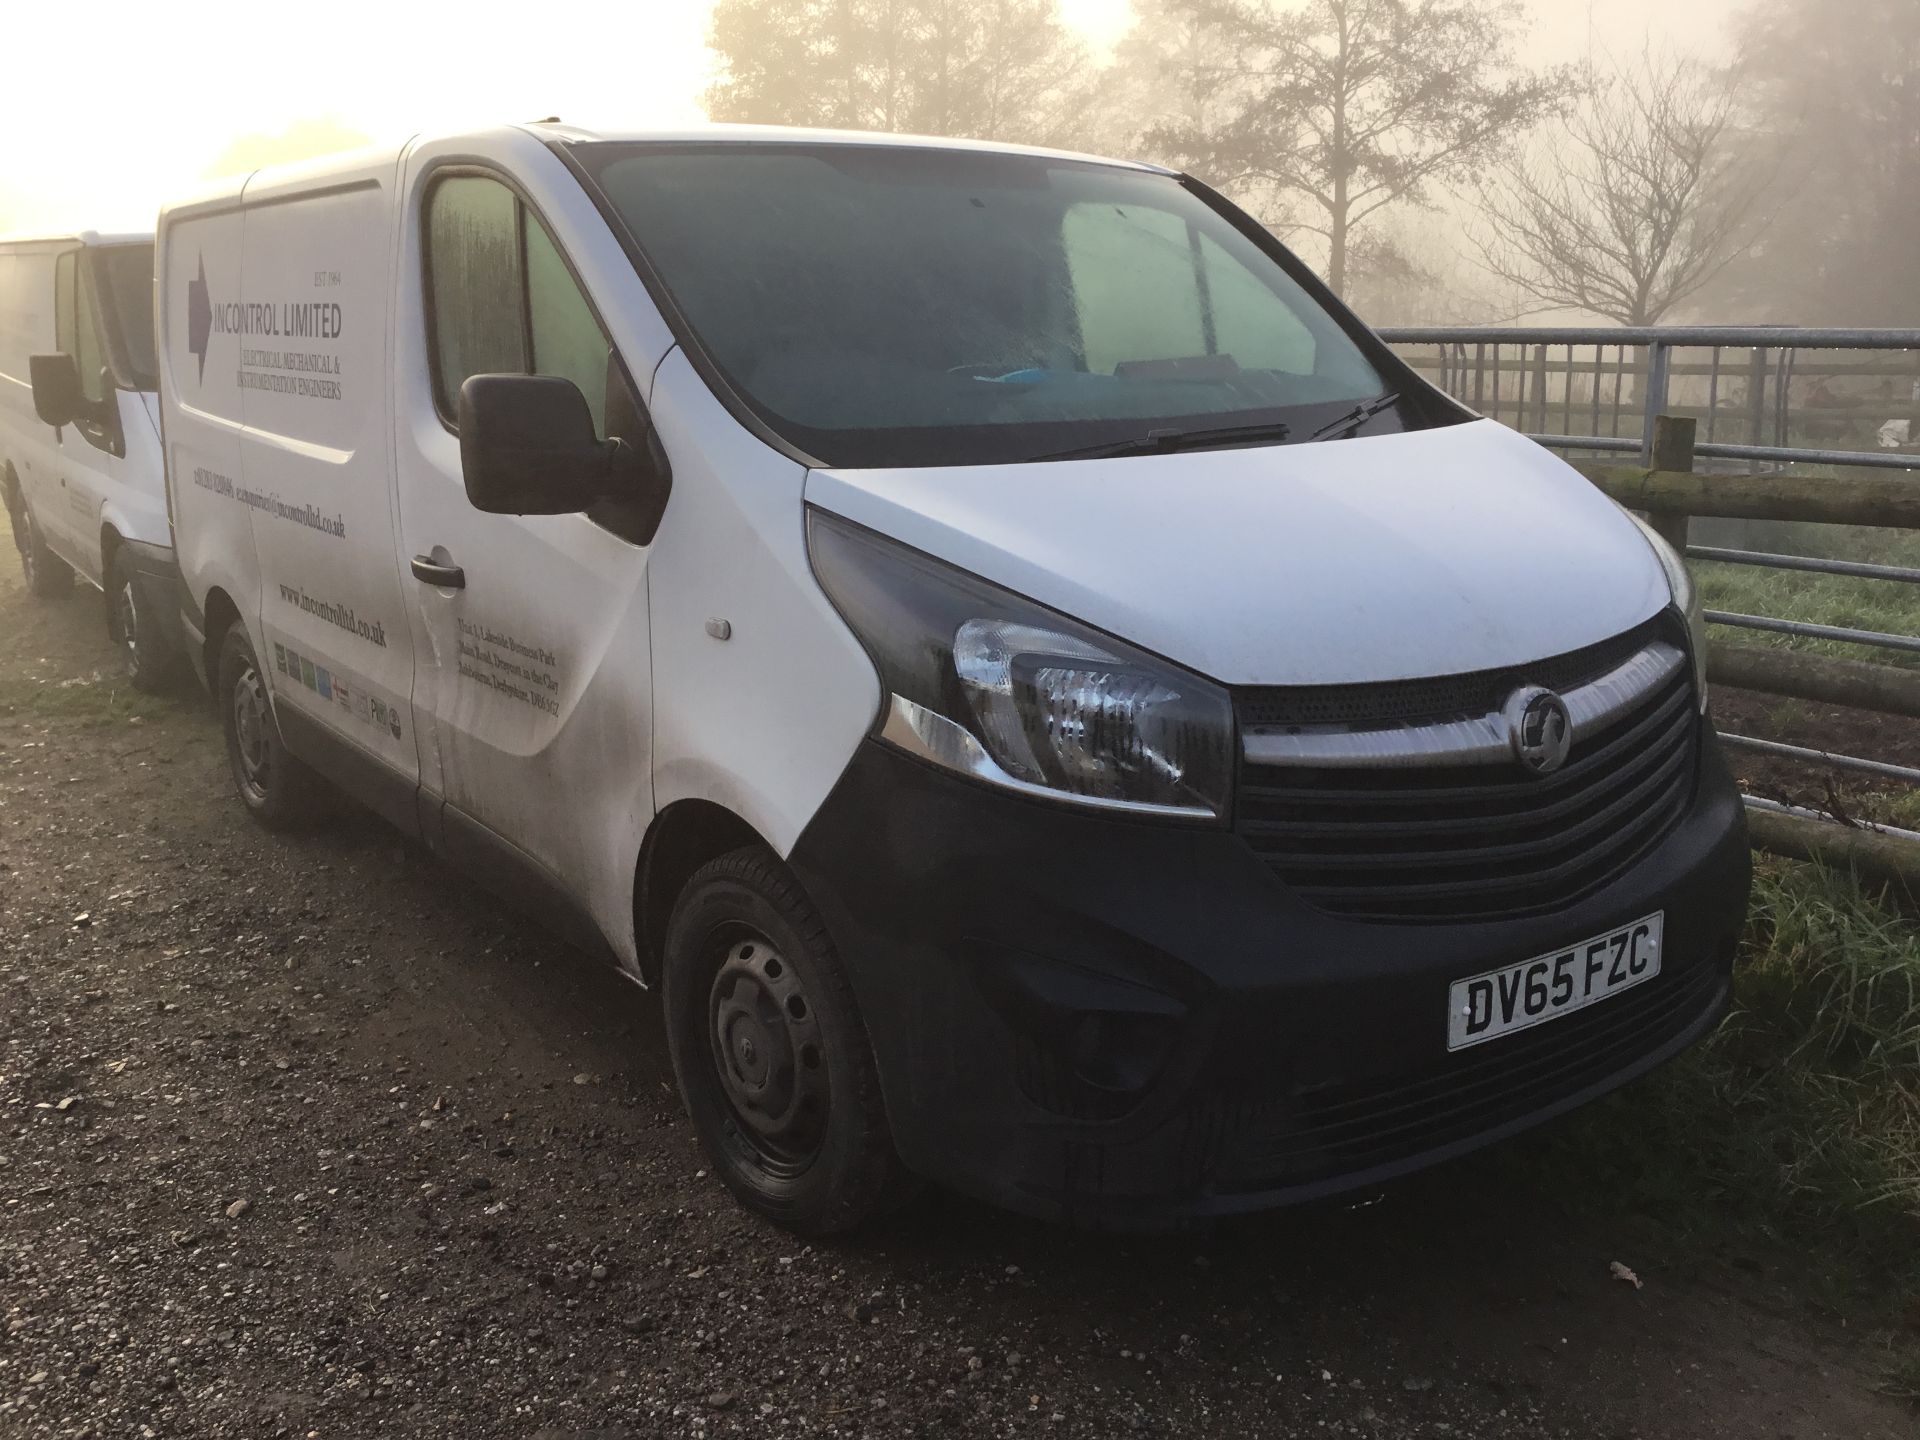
<box><xmin>1029</xmin><ymin>421</ymin><xmax>1295</xmax><ymax>463</ymax></box>
<box><xmin>1303</xmin><ymin>392</ymin><xmax>1402</xmax><ymax>443</ymax></box>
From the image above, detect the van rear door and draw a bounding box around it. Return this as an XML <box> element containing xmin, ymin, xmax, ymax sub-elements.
<box><xmin>232</xmin><ymin>163</ymin><xmax>423</xmax><ymax>827</ymax></box>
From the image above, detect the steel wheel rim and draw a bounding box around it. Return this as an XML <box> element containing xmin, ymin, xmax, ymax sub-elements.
<box><xmin>707</xmin><ymin>933</ymin><xmax>830</xmax><ymax>1173</ymax></box>
<box><xmin>230</xmin><ymin>660</ymin><xmax>275</xmax><ymax>803</ymax></box>
<box><xmin>19</xmin><ymin>510</ymin><xmax>37</xmax><ymax>586</ymax></box>
<box><xmin>116</xmin><ymin>577</ymin><xmax>140</xmax><ymax>674</ymax></box>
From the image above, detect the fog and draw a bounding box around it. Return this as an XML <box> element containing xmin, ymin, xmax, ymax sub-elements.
<box><xmin>1</xmin><ymin>0</ymin><xmax>1910</xmax><ymax>327</ymax></box>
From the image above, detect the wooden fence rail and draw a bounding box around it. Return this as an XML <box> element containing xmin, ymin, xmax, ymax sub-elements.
<box><xmin>1568</xmin><ymin>416</ymin><xmax>1920</xmax><ymax>889</ymax></box>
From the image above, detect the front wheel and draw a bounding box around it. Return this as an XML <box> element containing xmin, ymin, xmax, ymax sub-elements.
<box><xmin>663</xmin><ymin>846</ymin><xmax>915</xmax><ymax>1235</ymax></box>
<box><xmin>109</xmin><ymin>549</ymin><xmax>177</xmax><ymax>692</ymax></box>
<box><xmin>217</xmin><ymin>621</ymin><xmax>326</xmax><ymax>829</ymax></box>
<box><xmin>16</xmin><ymin>502</ymin><xmax>71</xmax><ymax>599</ymax></box>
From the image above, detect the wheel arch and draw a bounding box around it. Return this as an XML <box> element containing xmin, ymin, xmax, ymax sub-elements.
<box><xmin>3</xmin><ymin>460</ymin><xmax>22</xmax><ymax>534</ymax></box>
<box><xmin>633</xmin><ymin>799</ymin><xmax>769</xmax><ymax>987</ymax></box>
<box><xmin>98</xmin><ymin>523</ymin><xmax>127</xmax><ymax>639</ymax></box>
<box><xmin>200</xmin><ymin>585</ymin><xmax>242</xmax><ymax>696</ymax></box>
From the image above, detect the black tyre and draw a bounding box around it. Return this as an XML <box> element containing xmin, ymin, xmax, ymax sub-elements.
<box><xmin>16</xmin><ymin>499</ymin><xmax>71</xmax><ymax>599</ymax></box>
<box><xmin>217</xmin><ymin>621</ymin><xmax>326</xmax><ymax>829</ymax></box>
<box><xmin>664</xmin><ymin>846</ymin><xmax>915</xmax><ymax>1235</ymax></box>
<box><xmin>108</xmin><ymin>548</ymin><xmax>177</xmax><ymax>693</ymax></box>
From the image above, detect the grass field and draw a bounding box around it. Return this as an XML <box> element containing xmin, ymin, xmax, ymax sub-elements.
<box><xmin>1693</xmin><ymin>517</ymin><xmax>1920</xmax><ymax>670</ymax></box>
<box><xmin>1516</xmin><ymin>854</ymin><xmax>1920</xmax><ymax>1393</ymax></box>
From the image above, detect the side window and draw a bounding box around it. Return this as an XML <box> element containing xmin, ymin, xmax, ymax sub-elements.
<box><xmin>426</xmin><ymin>176</ymin><xmax>527</xmax><ymax>417</ymax></box>
<box><xmin>425</xmin><ymin>174</ymin><xmax>615</xmax><ymax>438</ymax></box>
<box><xmin>53</xmin><ymin>251</ymin><xmax>106</xmax><ymax>404</ymax></box>
<box><xmin>54</xmin><ymin>252</ymin><xmax>74</xmax><ymax>356</ymax></box>
<box><xmin>525</xmin><ymin>214</ymin><xmax>611</xmax><ymax>436</ymax></box>
<box><xmin>72</xmin><ymin>264</ymin><xmax>105</xmax><ymax>402</ymax></box>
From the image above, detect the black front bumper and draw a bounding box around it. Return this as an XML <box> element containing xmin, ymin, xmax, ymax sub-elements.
<box><xmin>788</xmin><ymin>722</ymin><xmax>1751</xmax><ymax>1227</ymax></box>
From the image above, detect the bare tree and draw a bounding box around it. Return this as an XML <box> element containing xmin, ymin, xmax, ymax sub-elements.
<box><xmin>1101</xmin><ymin>0</ymin><xmax>1248</xmax><ymax>144</ymax></box>
<box><xmin>1473</xmin><ymin>52</ymin><xmax>1773</xmax><ymax>326</ymax></box>
<box><xmin>1714</xmin><ymin>0</ymin><xmax>1920</xmax><ymax>325</ymax></box>
<box><xmin>1090</xmin><ymin>0</ymin><xmax>1294</xmax><ymax>227</ymax></box>
<box><xmin>1147</xmin><ymin>0</ymin><xmax>1566</xmax><ymax>295</ymax></box>
<box><xmin>705</xmin><ymin>0</ymin><xmax>1090</xmax><ymax>147</ymax></box>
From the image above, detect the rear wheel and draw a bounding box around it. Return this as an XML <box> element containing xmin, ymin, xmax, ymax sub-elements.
<box><xmin>109</xmin><ymin>548</ymin><xmax>176</xmax><ymax>692</ymax></box>
<box><xmin>16</xmin><ymin>501</ymin><xmax>71</xmax><ymax>599</ymax></box>
<box><xmin>217</xmin><ymin>621</ymin><xmax>325</xmax><ymax>829</ymax></box>
<box><xmin>664</xmin><ymin>846</ymin><xmax>914</xmax><ymax>1235</ymax></box>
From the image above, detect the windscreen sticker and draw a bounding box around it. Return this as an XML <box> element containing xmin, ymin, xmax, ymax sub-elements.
<box><xmin>273</xmin><ymin>641</ymin><xmax>405</xmax><ymax>743</ymax></box>
<box><xmin>187</xmin><ymin>254</ymin><xmax>345</xmax><ymax>400</ymax></box>
<box><xmin>455</xmin><ymin>618</ymin><xmax>562</xmax><ymax>718</ymax></box>
<box><xmin>192</xmin><ymin>465</ymin><xmax>346</xmax><ymax>538</ymax></box>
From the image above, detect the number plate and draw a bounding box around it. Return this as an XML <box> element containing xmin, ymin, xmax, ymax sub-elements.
<box><xmin>1447</xmin><ymin>912</ymin><xmax>1664</xmax><ymax>1052</ymax></box>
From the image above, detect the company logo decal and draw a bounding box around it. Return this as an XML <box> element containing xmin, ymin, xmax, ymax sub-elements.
<box><xmin>186</xmin><ymin>254</ymin><xmax>212</xmax><ymax>383</ymax></box>
<box><xmin>274</xmin><ymin>640</ymin><xmax>403</xmax><ymax>742</ymax></box>
<box><xmin>181</xmin><ymin>252</ymin><xmax>345</xmax><ymax>399</ymax></box>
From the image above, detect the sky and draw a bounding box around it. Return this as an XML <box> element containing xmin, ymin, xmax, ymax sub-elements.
<box><xmin>0</xmin><ymin>0</ymin><xmax>1740</xmax><ymax>237</ymax></box>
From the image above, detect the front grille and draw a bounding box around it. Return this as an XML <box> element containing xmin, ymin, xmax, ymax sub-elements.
<box><xmin>1236</xmin><ymin>619</ymin><xmax>1660</xmax><ymax>730</ymax></box>
<box><xmin>1235</xmin><ymin>621</ymin><xmax>1699</xmax><ymax>923</ymax></box>
<box><xmin>1217</xmin><ymin>960</ymin><xmax>1726</xmax><ymax>1191</ymax></box>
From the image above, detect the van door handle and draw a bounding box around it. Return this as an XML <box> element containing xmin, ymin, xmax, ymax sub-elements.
<box><xmin>410</xmin><ymin>554</ymin><xmax>466</xmax><ymax>589</ymax></box>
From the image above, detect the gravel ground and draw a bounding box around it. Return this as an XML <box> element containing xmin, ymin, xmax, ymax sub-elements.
<box><xmin>0</xmin><ymin>537</ymin><xmax>1910</xmax><ymax>1440</ymax></box>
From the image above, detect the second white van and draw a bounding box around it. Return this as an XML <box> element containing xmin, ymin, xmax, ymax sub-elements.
<box><xmin>0</xmin><ymin>231</ymin><xmax>180</xmax><ymax>687</ymax></box>
<box><xmin>158</xmin><ymin>123</ymin><xmax>1751</xmax><ymax>1233</ymax></box>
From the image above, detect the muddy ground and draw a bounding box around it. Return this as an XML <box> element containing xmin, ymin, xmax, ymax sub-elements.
<box><xmin>1713</xmin><ymin>684</ymin><xmax>1920</xmax><ymax>828</ymax></box>
<box><xmin>0</xmin><ymin>536</ymin><xmax>1912</xmax><ymax>1439</ymax></box>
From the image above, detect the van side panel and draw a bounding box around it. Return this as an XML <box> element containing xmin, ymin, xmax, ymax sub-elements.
<box><xmin>0</xmin><ymin>245</ymin><xmax>65</xmax><ymax>543</ymax></box>
<box><xmin>646</xmin><ymin>349</ymin><xmax>883</xmax><ymax>858</ymax></box>
<box><xmin>160</xmin><ymin>203</ymin><xmax>257</xmax><ymax>652</ymax></box>
<box><xmin>229</xmin><ymin>167</ymin><xmax>420</xmax><ymax>788</ymax></box>
<box><xmin>0</xmin><ymin>246</ymin><xmax>59</xmax><ymax>388</ymax></box>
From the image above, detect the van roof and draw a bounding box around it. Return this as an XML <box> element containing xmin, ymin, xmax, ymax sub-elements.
<box><xmin>159</xmin><ymin>122</ymin><xmax>1173</xmax><ymax>224</ymax></box>
<box><xmin>0</xmin><ymin>230</ymin><xmax>153</xmax><ymax>251</ymax></box>
<box><xmin>525</xmin><ymin>121</ymin><xmax>1171</xmax><ymax>174</ymax></box>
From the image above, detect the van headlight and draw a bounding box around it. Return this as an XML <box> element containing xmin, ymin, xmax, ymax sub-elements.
<box><xmin>807</xmin><ymin>507</ymin><xmax>1233</xmax><ymax>820</ymax></box>
<box><xmin>1624</xmin><ymin>510</ymin><xmax>1710</xmax><ymax>712</ymax></box>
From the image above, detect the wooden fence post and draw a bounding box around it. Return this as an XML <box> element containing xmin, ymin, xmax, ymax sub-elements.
<box><xmin>1646</xmin><ymin>414</ymin><xmax>1696</xmax><ymax>552</ymax></box>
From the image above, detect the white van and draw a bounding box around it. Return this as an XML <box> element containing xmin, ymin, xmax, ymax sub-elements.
<box><xmin>1</xmin><ymin>231</ymin><xmax>180</xmax><ymax>686</ymax></box>
<box><xmin>157</xmin><ymin>124</ymin><xmax>1751</xmax><ymax>1233</ymax></box>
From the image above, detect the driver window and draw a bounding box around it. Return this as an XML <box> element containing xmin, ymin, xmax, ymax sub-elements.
<box><xmin>425</xmin><ymin>174</ymin><xmax>616</xmax><ymax>439</ymax></box>
<box><xmin>525</xmin><ymin>215</ymin><xmax>610</xmax><ymax>437</ymax></box>
<box><xmin>426</xmin><ymin>177</ymin><xmax>527</xmax><ymax>418</ymax></box>
<box><xmin>54</xmin><ymin>252</ymin><xmax>107</xmax><ymax>403</ymax></box>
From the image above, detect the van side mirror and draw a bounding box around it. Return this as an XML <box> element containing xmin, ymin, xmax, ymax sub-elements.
<box><xmin>29</xmin><ymin>353</ymin><xmax>84</xmax><ymax>429</ymax></box>
<box><xmin>458</xmin><ymin>373</ymin><xmax>666</xmax><ymax>519</ymax></box>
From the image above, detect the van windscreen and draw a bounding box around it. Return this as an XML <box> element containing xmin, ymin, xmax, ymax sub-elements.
<box><xmin>575</xmin><ymin>144</ymin><xmax>1391</xmax><ymax>468</ymax></box>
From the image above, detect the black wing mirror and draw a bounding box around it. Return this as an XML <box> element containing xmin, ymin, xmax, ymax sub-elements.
<box><xmin>29</xmin><ymin>353</ymin><xmax>84</xmax><ymax>429</ymax></box>
<box><xmin>457</xmin><ymin>373</ymin><xmax>669</xmax><ymax>520</ymax></box>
